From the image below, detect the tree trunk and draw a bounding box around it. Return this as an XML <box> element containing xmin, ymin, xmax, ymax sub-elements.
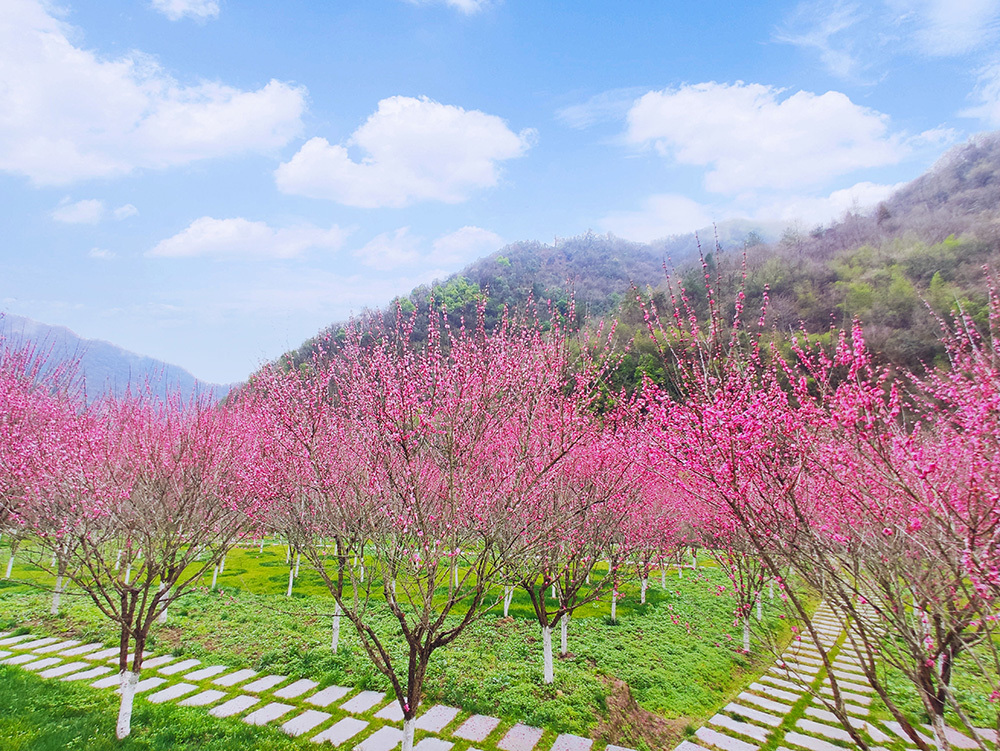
<box><xmin>332</xmin><ymin>602</ymin><xmax>342</xmax><ymax>652</ymax></box>
<box><xmin>640</xmin><ymin>577</ymin><xmax>648</xmax><ymax>604</ymax></box>
<box><xmin>503</xmin><ymin>586</ymin><xmax>513</xmax><ymax>617</ymax></box>
<box><xmin>259</xmin><ymin>539</ymin><xmax>264</xmax><ymax>554</ymax></box>
<box><xmin>542</xmin><ymin>625</ymin><xmax>554</xmax><ymax>684</ymax></box>
<box><xmin>930</xmin><ymin>711</ymin><xmax>950</xmax><ymax>751</ymax></box>
<box><xmin>743</xmin><ymin>618</ymin><xmax>751</xmax><ymax>652</ymax></box>
<box><xmin>769</xmin><ymin>578</ymin><xmax>774</xmax><ymax>600</ymax></box>
<box><xmin>661</xmin><ymin>567</ymin><xmax>665</xmax><ymax>588</ymax></box>
<box><xmin>756</xmin><ymin>594</ymin><xmax>763</xmax><ymax>621</ymax></box>
<box><xmin>124</xmin><ymin>563</ymin><xmax>132</xmax><ymax>585</ymax></box>
<box><xmin>116</xmin><ymin>671</ymin><xmax>140</xmax><ymax>739</ymax></box>
<box><xmin>114</xmin><ymin>549</ymin><xmax>122</xmax><ymax>571</ymax></box>
<box><xmin>51</xmin><ymin>574</ymin><xmax>64</xmax><ymax>615</ymax></box>
<box><xmin>211</xmin><ymin>564</ymin><xmax>218</xmax><ymax>589</ymax></box>
<box><xmin>560</xmin><ymin>614</ymin><xmax>569</xmax><ymax>655</ymax></box>
<box><xmin>219</xmin><ymin>553</ymin><xmax>225</xmax><ymax>573</ymax></box>
<box><xmin>402</xmin><ymin>717</ymin><xmax>416</xmax><ymax>751</ymax></box>
<box><xmin>294</xmin><ymin>553</ymin><xmax>301</xmax><ymax>577</ymax></box>
<box><xmin>158</xmin><ymin>586</ymin><xmax>169</xmax><ymax>624</ymax></box>
<box><xmin>610</xmin><ymin>589</ymin><xmax>617</xmax><ymax>622</ymax></box>
<box><xmin>286</xmin><ymin>566</ymin><xmax>294</xmax><ymax>597</ymax></box>
<box><xmin>5</xmin><ymin>554</ymin><xmax>13</xmax><ymax>579</ymax></box>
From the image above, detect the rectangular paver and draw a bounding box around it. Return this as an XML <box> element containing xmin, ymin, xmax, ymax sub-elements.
<box><xmin>310</xmin><ymin>716</ymin><xmax>368</xmax><ymax>745</ymax></box>
<box><xmin>818</xmin><ymin>687</ymin><xmax>871</xmax><ymax>705</ymax></box>
<box><xmin>498</xmin><ymin>723</ymin><xmax>544</xmax><ymax>751</ymax></box>
<box><xmin>724</xmin><ymin>704</ymin><xmax>781</xmax><ymax>727</ymax></box>
<box><xmin>783</xmin><ymin>731</ymin><xmax>844</xmax><ymax>751</ymax></box>
<box><xmin>454</xmin><ymin>714</ymin><xmax>502</xmax><ymax>742</ymax></box>
<box><xmin>61</xmin><ymin>665</ymin><xmax>113</xmax><ymax>681</ymax></box>
<box><xmin>148</xmin><ymin>683</ymin><xmax>198</xmax><ymax>703</ymax></box>
<box><xmin>36</xmin><ymin>639</ymin><xmax>79</xmax><ymax>654</ymax></box>
<box><xmin>185</xmin><ymin>665</ymin><xmax>228</xmax><ymax>681</ymax></box>
<box><xmin>749</xmin><ymin>682</ymin><xmax>799</xmax><ymax>703</ymax></box>
<box><xmin>375</xmin><ymin>701</ymin><xmax>405</xmax><ymax>722</ymax></box>
<box><xmin>86</xmin><ymin>648</ymin><xmax>122</xmax><ymax>661</ymax></box>
<box><xmin>550</xmin><ymin>733</ymin><xmax>594</xmax><ymax>751</ymax></box>
<box><xmin>355</xmin><ymin>725</ymin><xmax>403</xmax><ymax>751</ymax></box>
<box><xmin>214</xmin><ymin>668</ymin><xmax>257</xmax><ymax>687</ymax></box>
<box><xmin>141</xmin><ymin>655</ymin><xmax>179</xmax><ymax>669</ymax></box>
<box><xmin>414</xmin><ymin>739</ymin><xmax>454</xmax><ymax>751</ymax></box>
<box><xmin>675</xmin><ymin>743</ymin><xmax>711</xmax><ymax>751</ymax></box>
<box><xmin>0</xmin><ymin>635</ymin><xmax>34</xmax><ymax>646</ymax></box>
<box><xmin>710</xmin><ymin>715</ymin><xmax>768</xmax><ymax>742</ymax></box>
<box><xmin>736</xmin><ymin>692</ymin><xmax>791</xmax><ymax>715</ymax></box>
<box><xmin>210</xmin><ymin>695</ymin><xmax>260</xmax><ymax>718</ymax></box>
<box><xmin>797</xmin><ymin>718</ymin><xmax>853</xmax><ymax>743</ymax></box>
<box><xmin>275</xmin><ymin>678</ymin><xmax>319</xmax><ymax>699</ymax></box>
<box><xmin>341</xmin><ymin>690</ymin><xmax>385</xmax><ymax>714</ymax></box>
<box><xmin>243</xmin><ymin>674</ymin><xmax>287</xmax><ymax>693</ymax></box>
<box><xmin>159</xmin><ymin>658</ymin><xmax>201</xmax><ymax>675</ymax></box>
<box><xmin>92</xmin><ymin>674</ymin><xmax>124</xmax><ymax>689</ymax></box>
<box><xmin>60</xmin><ymin>642</ymin><xmax>105</xmax><ymax>657</ymax></box>
<box><xmin>307</xmin><ymin>684</ymin><xmax>351</xmax><ymax>707</ymax></box>
<box><xmin>179</xmin><ymin>689</ymin><xmax>228</xmax><ymax>707</ymax></box>
<box><xmin>759</xmin><ymin>675</ymin><xmax>804</xmax><ymax>691</ymax></box>
<box><xmin>695</xmin><ymin>726</ymin><xmax>758</xmax><ymax>751</ymax></box>
<box><xmin>39</xmin><ymin>661</ymin><xmax>89</xmax><ymax>678</ymax></box>
<box><xmin>282</xmin><ymin>709</ymin><xmax>331</xmax><ymax>737</ymax></box>
<box><xmin>244</xmin><ymin>702</ymin><xmax>295</xmax><ymax>726</ymax></box>
<box><xmin>16</xmin><ymin>637</ymin><xmax>59</xmax><ymax>650</ymax></box>
<box><xmin>1</xmin><ymin>654</ymin><xmax>44</xmax><ymax>666</ymax></box>
<box><xmin>415</xmin><ymin>705</ymin><xmax>460</xmax><ymax>732</ymax></box>
<box><xmin>23</xmin><ymin>657</ymin><xmax>62</xmax><ymax>671</ymax></box>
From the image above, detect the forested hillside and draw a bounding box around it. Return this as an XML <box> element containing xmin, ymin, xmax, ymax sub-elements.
<box><xmin>283</xmin><ymin>132</ymin><xmax>1000</xmax><ymax>378</ymax></box>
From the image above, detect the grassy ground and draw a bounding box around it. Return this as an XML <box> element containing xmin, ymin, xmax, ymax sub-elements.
<box><xmin>0</xmin><ymin>541</ymin><xmax>794</xmax><ymax>749</ymax></box>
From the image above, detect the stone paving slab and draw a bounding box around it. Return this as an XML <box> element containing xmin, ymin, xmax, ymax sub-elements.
<box><xmin>0</xmin><ymin>634</ymin><xmax>35</xmax><ymax>646</ymax></box>
<box><xmin>811</xmin><ymin>697</ymin><xmax>868</xmax><ymax>717</ymax></box>
<box><xmin>818</xmin><ymin>687</ymin><xmax>870</xmax><ymax>705</ymax></box>
<box><xmin>1</xmin><ymin>654</ymin><xmax>44</xmax><ymax>666</ymax></box>
<box><xmin>244</xmin><ymin>702</ymin><xmax>295</xmax><ymax>726</ymax></box>
<box><xmin>695</xmin><ymin>726</ymin><xmax>758</xmax><ymax>751</ymax></box>
<box><xmin>282</xmin><ymin>709</ymin><xmax>332</xmax><ymax>737</ymax></box>
<box><xmin>498</xmin><ymin>723</ymin><xmax>544</xmax><ymax>751</ymax></box>
<box><xmin>549</xmin><ymin>733</ymin><xmax>593</xmax><ymax>751</ymax></box>
<box><xmin>23</xmin><ymin>657</ymin><xmax>62</xmax><ymax>671</ymax></box>
<box><xmin>724</xmin><ymin>703</ymin><xmax>782</xmax><ymax>727</ymax></box>
<box><xmin>147</xmin><ymin>683</ymin><xmax>198</xmax><ymax>704</ymax></box>
<box><xmin>61</xmin><ymin>665</ymin><xmax>112</xmax><ymax>681</ymax></box>
<box><xmin>159</xmin><ymin>658</ymin><xmax>201</xmax><ymax>675</ymax></box>
<box><xmin>748</xmin><ymin>682</ymin><xmax>799</xmax><ymax>703</ymax></box>
<box><xmin>803</xmin><ymin>708</ymin><xmax>890</xmax><ymax>742</ymax></box>
<box><xmin>214</xmin><ymin>668</ymin><xmax>257</xmax><ymax>687</ymax></box>
<box><xmin>341</xmin><ymin>690</ymin><xmax>385</xmax><ymax>714</ymax></box>
<box><xmin>759</xmin><ymin>675</ymin><xmax>803</xmax><ymax>691</ymax></box>
<box><xmin>710</xmin><ymin>715</ymin><xmax>769</xmax><ymax>743</ymax></box>
<box><xmin>606</xmin><ymin>746</ymin><xmax>639</xmax><ymax>751</ymax></box>
<box><xmin>920</xmin><ymin>725</ymin><xmax>980</xmax><ymax>749</ymax></box>
<box><xmin>783</xmin><ymin>730</ymin><xmax>846</xmax><ymax>751</ymax></box>
<box><xmin>16</xmin><ymin>637</ymin><xmax>60</xmax><ymax>650</ymax></box>
<box><xmin>375</xmin><ymin>701</ymin><xmax>404</xmax><ymax>722</ymax></box>
<box><xmin>797</xmin><ymin>719</ymin><xmax>852</xmax><ymax>743</ymax></box>
<box><xmin>35</xmin><ymin>639</ymin><xmax>79</xmax><ymax>654</ymax></box>
<box><xmin>243</xmin><ymin>674</ymin><xmax>288</xmax><ymax>693</ymax></box>
<box><xmin>0</xmin><ymin>651</ymin><xmax>9</xmax><ymax>659</ymax></box>
<box><xmin>185</xmin><ymin>665</ymin><xmax>228</xmax><ymax>681</ymax></box>
<box><xmin>414</xmin><ymin>739</ymin><xmax>454</xmax><ymax>751</ymax></box>
<box><xmin>454</xmin><ymin>714</ymin><xmax>502</xmax><ymax>741</ymax></box>
<box><xmin>275</xmin><ymin>678</ymin><xmax>319</xmax><ymax>699</ymax></box>
<box><xmin>736</xmin><ymin>692</ymin><xmax>791</xmax><ymax>715</ymax></box>
<box><xmin>354</xmin><ymin>725</ymin><xmax>403</xmax><ymax>751</ymax></box>
<box><xmin>39</xmin><ymin>661</ymin><xmax>89</xmax><ymax>678</ymax></box>
<box><xmin>137</xmin><ymin>676</ymin><xmax>166</xmax><ymax>693</ymax></box>
<box><xmin>311</xmin><ymin>716</ymin><xmax>368</xmax><ymax>745</ymax></box>
<box><xmin>60</xmin><ymin>642</ymin><xmax>104</xmax><ymax>657</ymax></box>
<box><xmin>822</xmin><ymin>676</ymin><xmax>870</xmax><ymax>694</ymax></box>
<box><xmin>210</xmin><ymin>695</ymin><xmax>260</xmax><ymax>718</ymax></box>
<box><xmin>142</xmin><ymin>655</ymin><xmax>179</xmax><ymax>669</ymax></box>
<box><xmin>883</xmin><ymin>721</ymin><xmax>933</xmax><ymax>745</ymax></box>
<box><xmin>675</xmin><ymin>742</ymin><xmax>712</xmax><ymax>751</ymax></box>
<box><xmin>179</xmin><ymin>689</ymin><xmax>228</xmax><ymax>707</ymax></box>
<box><xmin>415</xmin><ymin>705</ymin><xmax>460</xmax><ymax>733</ymax></box>
<box><xmin>87</xmin><ymin>647</ymin><xmax>122</xmax><ymax>661</ymax></box>
<box><xmin>92</xmin><ymin>674</ymin><xmax>124</xmax><ymax>689</ymax></box>
<box><xmin>306</xmin><ymin>684</ymin><xmax>352</xmax><ymax>707</ymax></box>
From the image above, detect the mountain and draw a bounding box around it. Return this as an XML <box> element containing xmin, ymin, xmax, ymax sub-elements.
<box><xmin>0</xmin><ymin>313</ymin><xmax>231</xmax><ymax>403</ymax></box>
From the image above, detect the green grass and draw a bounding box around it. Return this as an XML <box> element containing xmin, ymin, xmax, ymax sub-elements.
<box><xmin>0</xmin><ymin>542</ymin><xmax>793</xmax><ymax>748</ymax></box>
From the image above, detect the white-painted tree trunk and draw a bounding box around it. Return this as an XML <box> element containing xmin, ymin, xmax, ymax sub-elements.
<box><xmin>4</xmin><ymin>554</ymin><xmax>13</xmax><ymax>579</ymax></box>
<box><xmin>542</xmin><ymin>625</ymin><xmax>554</xmax><ymax>684</ymax></box>
<box><xmin>51</xmin><ymin>575</ymin><xmax>63</xmax><ymax>615</ymax></box>
<box><xmin>503</xmin><ymin>586</ymin><xmax>513</xmax><ymax>616</ymax></box>
<box><xmin>286</xmin><ymin>545</ymin><xmax>291</xmax><ymax>564</ymax></box>
<box><xmin>610</xmin><ymin>589</ymin><xmax>617</xmax><ymax>622</ymax></box>
<box><xmin>116</xmin><ymin>671</ymin><xmax>140</xmax><ymax>739</ymax></box>
<box><xmin>453</xmin><ymin>564</ymin><xmax>459</xmax><ymax>588</ymax></box>
<box><xmin>678</xmin><ymin>564</ymin><xmax>683</xmax><ymax>579</ymax></box>
<box><xmin>402</xmin><ymin>716</ymin><xmax>416</xmax><ymax>751</ymax></box>
<box><xmin>259</xmin><ymin>539</ymin><xmax>264</xmax><ymax>554</ymax></box>
<box><xmin>769</xmin><ymin>579</ymin><xmax>774</xmax><ymax>600</ymax></box>
<box><xmin>551</xmin><ymin>584</ymin><xmax>556</xmax><ymax>598</ymax></box>
<box><xmin>294</xmin><ymin>553</ymin><xmax>301</xmax><ymax>577</ymax></box>
<box><xmin>660</xmin><ymin>568</ymin><xmax>665</xmax><ymax>588</ymax></box>
<box><xmin>332</xmin><ymin>602</ymin><xmax>342</xmax><ymax>652</ymax></box>
<box><xmin>158</xmin><ymin>584</ymin><xmax>169</xmax><ymax>623</ymax></box>
<box><xmin>585</xmin><ymin>571</ymin><xmax>590</xmax><ymax>585</ymax></box>
<box><xmin>692</xmin><ymin>551</ymin><xmax>697</xmax><ymax>569</ymax></box>
<box><xmin>756</xmin><ymin>594</ymin><xmax>763</xmax><ymax>621</ymax></box>
<box><xmin>123</xmin><ymin>562</ymin><xmax>132</xmax><ymax>585</ymax></box>
<box><xmin>114</xmin><ymin>549</ymin><xmax>122</xmax><ymax>571</ymax></box>
<box><xmin>640</xmin><ymin>577</ymin><xmax>648</xmax><ymax>604</ymax></box>
<box><xmin>211</xmin><ymin>565</ymin><xmax>218</xmax><ymax>589</ymax></box>
<box><xmin>286</xmin><ymin>566</ymin><xmax>295</xmax><ymax>596</ymax></box>
<box><xmin>930</xmin><ymin>711</ymin><xmax>948</xmax><ymax>751</ymax></box>
<box><xmin>743</xmin><ymin>618</ymin><xmax>751</xmax><ymax>652</ymax></box>
<box><xmin>360</xmin><ymin>563</ymin><xmax>365</xmax><ymax>582</ymax></box>
<box><xmin>560</xmin><ymin>614</ymin><xmax>569</xmax><ymax>655</ymax></box>
<box><xmin>51</xmin><ymin>552</ymin><xmax>57</xmax><ymax>566</ymax></box>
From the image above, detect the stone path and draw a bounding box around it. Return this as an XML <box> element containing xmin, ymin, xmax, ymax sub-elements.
<box><xmin>0</xmin><ymin>629</ymin><xmax>637</xmax><ymax>751</ymax></box>
<box><xmin>672</xmin><ymin>604</ymin><xmax>995</xmax><ymax>751</ymax></box>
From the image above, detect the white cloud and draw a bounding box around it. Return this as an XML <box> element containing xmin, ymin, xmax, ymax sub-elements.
<box><xmin>891</xmin><ymin>0</ymin><xmax>1000</xmax><ymax>56</ymax></box>
<box><xmin>402</xmin><ymin>0</ymin><xmax>493</xmax><ymax>14</ymax></box>
<box><xmin>149</xmin><ymin>217</ymin><xmax>348</xmax><ymax>260</ymax></box>
<box><xmin>555</xmin><ymin>87</ymin><xmax>648</xmax><ymax>129</ymax></box>
<box><xmin>774</xmin><ymin>1</ymin><xmax>870</xmax><ymax>79</ymax></box>
<box><xmin>113</xmin><ymin>204</ymin><xmax>139</xmax><ymax>220</ymax></box>
<box><xmin>626</xmin><ymin>82</ymin><xmax>908</xmax><ymax>194</ymax></box>
<box><xmin>750</xmin><ymin>181</ymin><xmax>905</xmax><ymax>226</ymax></box>
<box><xmin>150</xmin><ymin>0</ymin><xmax>220</xmax><ymax>22</ymax></box>
<box><xmin>354</xmin><ymin>228</ymin><xmax>424</xmax><ymax>271</ymax></box>
<box><xmin>431</xmin><ymin>226</ymin><xmax>503</xmax><ymax>265</ymax></box>
<box><xmin>0</xmin><ymin>0</ymin><xmax>306</xmax><ymax>185</ymax></box>
<box><xmin>961</xmin><ymin>61</ymin><xmax>1000</xmax><ymax>125</ymax></box>
<box><xmin>599</xmin><ymin>194</ymin><xmax>715</xmax><ymax>243</ymax></box>
<box><xmin>51</xmin><ymin>198</ymin><xmax>105</xmax><ymax>224</ymax></box>
<box><xmin>88</xmin><ymin>247</ymin><xmax>116</xmax><ymax>260</ymax></box>
<box><xmin>275</xmin><ymin>96</ymin><xmax>534</xmax><ymax>208</ymax></box>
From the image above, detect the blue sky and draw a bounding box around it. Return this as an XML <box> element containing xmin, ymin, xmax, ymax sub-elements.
<box><xmin>2</xmin><ymin>0</ymin><xmax>999</xmax><ymax>383</ymax></box>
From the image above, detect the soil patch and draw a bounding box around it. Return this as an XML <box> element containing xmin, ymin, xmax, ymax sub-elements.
<box><xmin>594</xmin><ymin>676</ymin><xmax>686</xmax><ymax>750</ymax></box>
